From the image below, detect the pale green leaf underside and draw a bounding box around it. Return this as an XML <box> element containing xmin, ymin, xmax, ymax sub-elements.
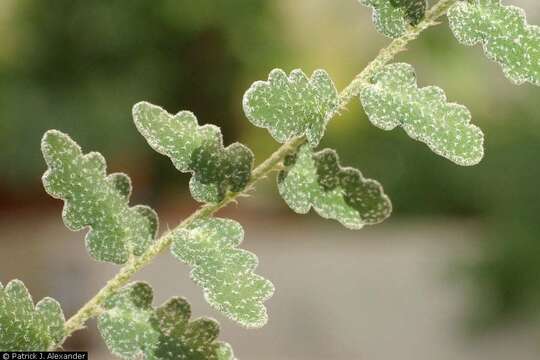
<box><xmin>98</xmin><ymin>282</ymin><xmax>234</xmax><ymax>360</ymax></box>
<box><xmin>278</xmin><ymin>144</ymin><xmax>392</xmax><ymax>230</ymax></box>
<box><xmin>133</xmin><ymin>102</ymin><xmax>254</xmax><ymax>204</ymax></box>
<box><xmin>0</xmin><ymin>280</ymin><xmax>65</xmax><ymax>351</ymax></box>
<box><xmin>448</xmin><ymin>0</ymin><xmax>540</xmax><ymax>86</ymax></box>
<box><xmin>360</xmin><ymin>63</ymin><xmax>484</xmax><ymax>166</ymax></box>
<box><xmin>41</xmin><ymin>130</ymin><xmax>158</xmax><ymax>264</ymax></box>
<box><xmin>359</xmin><ymin>0</ymin><xmax>426</xmax><ymax>38</ymax></box>
<box><xmin>243</xmin><ymin>68</ymin><xmax>339</xmax><ymax>147</ymax></box>
<box><xmin>171</xmin><ymin>218</ymin><xmax>274</xmax><ymax>328</ymax></box>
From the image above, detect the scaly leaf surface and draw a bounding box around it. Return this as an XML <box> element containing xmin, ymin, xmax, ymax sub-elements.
<box><xmin>97</xmin><ymin>282</ymin><xmax>235</xmax><ymax>360</ymax></box>
<box><xmin>0</xmin><ymin>280</ymin><xmax>65</xmax><ymax>351</ymax></box>
<box><xmin>171</xmin><ymin>218</ymin><xmax>274</xmax><ymax>328</ymax></box>
<box><xmin>448</xmin><ymin>0</ymin><xmax>540</xmax><ymax>86</ymax></box>
<box><xmin>41</xmin><ymin>130</ymin><xmax>158</xmax><ymax>264</ymax></box>
<box><xmin>243</xmin><ymin>68</ymin><xmax>339</xmax><ymax>147</ymax></box>
<box><xmin>360</xmin><ymin>63</ymin><xmax>484</xmax><ymax>165</ymax></box>
<box><xmin>133</xmin><ymin>102</ymin><xmax>253</xmax><ymax>204</ymax></box>
<box><xmin>278</xmin><ymin>144</ymin><xmax>392</xmax><ymax>230</ymax></box>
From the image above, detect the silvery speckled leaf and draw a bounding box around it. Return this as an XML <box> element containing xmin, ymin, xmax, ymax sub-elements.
<box><xmin>448</xmin><ymin>0</ymin><xmax>540</xmax><ymax>86</ymax></box>
<box><xmin>133</xmin><ymin>102</ymin><xmax>254</xmax><ymax>204</ymax></box>
<box><xmin>41</xmin><ymin>130</ymin><xmax>159</xmax><ymax>264</ymax></box>
<box><xmin>360</xmin><ymin>63</ymin><xmax>484</xmax><ymax>166</ymax></box>
<box><xmin>359</xmin><ymin>0</ymin><xmax>426</xmax><ymax>38</ymax></box>
<box><xmin>278</xmin><ymin>144</ymin><xmax>392</xmax><ymax>230</ymax></box>
<box><xmin>171</xmin><ymin>218</ymin><xmax>274</xmax><ymax>328</ymax></box>
<box><xmin>243</xmin><ymin>68</ymin><xmax>339</xmax><ymax>147</ymax></box>
<box><xmin>97</xmin><ymin>282</ymin><xmax>235</xmax><ymax>360</ymax></box>
<box><xmin>0</xmin><ymin>280</ymin><xmax>65</xmax><ymax>351</ymax></box>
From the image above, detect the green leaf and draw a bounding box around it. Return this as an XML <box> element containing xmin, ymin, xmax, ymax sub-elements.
<box><xmin>41</xmin><ymin>130</ymin><xmax>159</xmax><ymax>264</ymax></box>
<box><xmin>359</xmin><ymin>0</ymin><xmax>426</xmax><ymax>38</ymax></box>
<box><xmin>0</xmin><ymin>279</ymin><xmax>65</xmax><ymax>351</ymax></box>
<box><xmin>133</xmin><ymin>102</ymin><xmax>254</xmax><ymax>204</ymax></box>
<box><xmin>98</xmin><ymin>282</ymin><xmax>234</xmax><ymax>360</ymax></box>
<box><xmin>359</xmin><ymin>63</ymin><xmax>484</xmax><ymax>166</ymax></box>
<box><xmin>243</xmin><ymin>68</ymin><xmax>339</xmax><ymax>147</ymax></box>
<box><xmin>448</xmin><ymin>0</ymin><xmax>540</xmax><ymax>86</ymax></box>
<box><xmin>171</xmin><ymin>218</ymin><xmax>274</xmax><ymax>328</ymax></box>
<box><xmin>278</xmin><ymin>144</ymin><xmax>392</xmax><ymax>230</ymax></box>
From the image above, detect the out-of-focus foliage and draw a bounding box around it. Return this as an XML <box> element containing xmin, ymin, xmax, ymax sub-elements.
<box><xmin>464</xmin><ymin>113</ymin><xmax>540</xmax><ymax>327</ymax></box>
<box><xmin>0</xmin><ymin>0</ymin><xmax>284</xmax><ymax>189</ymax></box>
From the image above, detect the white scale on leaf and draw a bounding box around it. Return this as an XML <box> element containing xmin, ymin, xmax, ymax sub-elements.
<box><xmin>243</xmin><ymin>68</ymin><xmax>339</xmax><ymax>147</ymax></box>
<box><xmin>170</xmin><ymin>218</ymin><xmax>274</xmax><ymax>329</ymax></box>
<box><xmin>97</xmin><ymin>282</ymin><xmax>235</xmax><ymax>360</ymax></box>
<box><xmin>133</xmin><ymin>102</ymin><xmax>254</xmax><ymax>204</ymax></box>
<box><xmin>278</xmin><ymin>144</ymin><xmax>392</xmax><ymax>230</ymax></box>
<box><xmin>360</xmin><ymin>63</ymin><xmax>485</xmax><ymax>166</ymax></box>
<box><xmin>0</xmin><ymin>280</ymin><xmax>65</xmax><ymax>351</ymax></box>
<box><xmin>448</xmin><ymin>0</ymin><xmax>540</xmax><ymax>86</ymax></box>
<box><xmin>41</xmin><ymin>130</ymin><xmax>159</xmax><ymax>264</ymax></box>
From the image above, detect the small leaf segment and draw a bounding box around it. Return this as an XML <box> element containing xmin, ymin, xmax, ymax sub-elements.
<box><xmin>243</xmin><ymin>69</ymin><xmax>339</xmax><ymax>147</ymax></box>
<box><xmin>133</xmin><ymin>102</ymin><xmax>254</xmax><ymax>204</ymax></box>
<box><xmin>359</xmin><ymin>0</ymin><xmax>427</xmax><ymax>38</ymax></box>
<box><xmin>448</xmin><ymin>0</ymin><xmax>540</xmax><ymax>86</ymax></box>
<box><xmin>0</xmin><ymin>280</ymin><xmax>65</xmax><ymax>351</ymax></box>
<box><xmin>41</xmin><ymin>130</ymin><xmax>159</xmax><ymax>264</ymax></box>
<box><xmin>170</xmin><ymin>218</ymin><xmax>274</xmax><ymax>329</ymax></box>
<box><xmin>98</xmin><ymin>282</ymin><xmax>235</xmax><ymax>360</ymax></box>
<box><xmin>278</xmin><ymin>144</ymin><xmax>392</xmax><ymax>229</ymax></box>
<box><xmin>360</xmin><ymin>63</ymin><xmax>484</xmax><ymax>166</ymax></box>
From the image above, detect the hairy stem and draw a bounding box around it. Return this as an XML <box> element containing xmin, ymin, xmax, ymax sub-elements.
<box><xmin>55</xmin><ymin>0</ymin><xmax>457</xmax><ymax>349</ymax></box>
<box><xmin>340</xmin><ymin>0</ymin><xmax>458</xmax><ymax>105</ymax></box>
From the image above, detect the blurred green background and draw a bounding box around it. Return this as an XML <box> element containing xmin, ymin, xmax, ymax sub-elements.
<box><xmin>0</xmin><ymin>0</ymin><xmax>539</xmax><ymax>358</ymax></box>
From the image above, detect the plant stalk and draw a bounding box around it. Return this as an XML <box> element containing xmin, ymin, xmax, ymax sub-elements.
<box><xmin>54</xmin><ymin>0</ymin><xmax>458</xmax><ymax>349</ymax></box>
<box><xmin>339</xmin><ymin>0</ymin><xmax>458</xmax><ymax>105</ymax></box>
